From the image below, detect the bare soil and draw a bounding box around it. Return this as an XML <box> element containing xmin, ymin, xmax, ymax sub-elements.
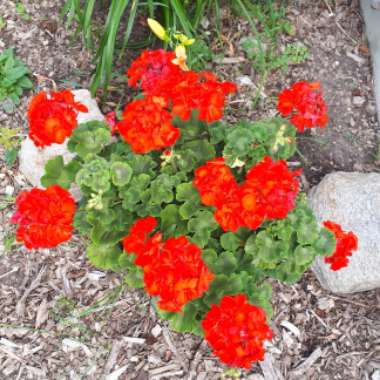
<box><xmin>0</xmin><ymin>0</ymin><xmax>379</xmax><ymax>379</ymax></box>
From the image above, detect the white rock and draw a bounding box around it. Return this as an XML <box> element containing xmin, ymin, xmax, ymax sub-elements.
<box><xmin>73</xmin><ymin>89</ymin><xmax>105</xmax><ymax>124</ymax></box>
<box><xmin>4</xmin><ymin>185</ymin><xmax>14</xmax><ymax>196</ymax></box>
<box><xmin>19</xmin><ymin>137</ymin><xmax>76</xmax><ymax>188</ymax></box>
<box><xmin>151</xmin><ymin>324</ymin><xmax>162</xmax><ymax>338</ymax></box>
<box><xmin>309</xmin><ymin>171</ymin><xmax>380</xmax><ymax>294</ymax></box>
<box><xmin>236</xmin><ymin>75</ymin><xmax>254</xmax><ymax>87</ymax></box>
<box><xmin>18</xmin><ymin>89</ymin><xmax>105</xmax><ymax>198</ymax></box>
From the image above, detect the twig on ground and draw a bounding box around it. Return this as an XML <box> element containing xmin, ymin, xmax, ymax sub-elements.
<box><xmin>260</xmin><ymin>353</ymin><xmax>285</xmax><ymax>380</ymax></box>
<box><xmin>15</xmin><ymin>266</ymin><xmax>46</xmax><ymax>317</ymax></box>
<box><xmin>290</xmin><ymin>347</ymin><xmax>324</xmax><ymax>377</ymax></box>
<box><xmin>162</xmin><ymin>327</ymin><xmax>189</xmax><ymax>370</ymax></box>
<box><xmin>103</xmin><ymin>340</ymin><xmax>123</xmax><ymax>375</ymax></box>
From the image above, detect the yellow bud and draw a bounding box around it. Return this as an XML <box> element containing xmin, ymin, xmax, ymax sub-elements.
<box><xmin>174</xmin><ymin>33</ymin><xmax>195</xmax><ymax>46</ymax></box>
<box><xmin>147</xmin><ymin>18</ymin><xmax>169</xmax><ymax>41</ymax></box>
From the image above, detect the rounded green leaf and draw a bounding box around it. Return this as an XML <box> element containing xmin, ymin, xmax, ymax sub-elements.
<box><xmin>111</xmin><ymin>161</ymin><xmax>133</xmax><ymax>187</ymax></box>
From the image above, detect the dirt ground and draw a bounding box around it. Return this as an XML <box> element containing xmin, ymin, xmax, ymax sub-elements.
<box><xmin>0</xmin><ymin>0</ymin><xmax>379</xmax><ymax>379</ymax></box>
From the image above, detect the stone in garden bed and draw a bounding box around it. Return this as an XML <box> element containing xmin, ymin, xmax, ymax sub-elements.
<box><xmin>309</xmin><ymin>171</ymin><xmax>380</xmax><ymax>294</ymax></box>
<box><xmin>19</xmin><ymin>89</ymin><xmax>104</xmax><ymax>193</ymax></box>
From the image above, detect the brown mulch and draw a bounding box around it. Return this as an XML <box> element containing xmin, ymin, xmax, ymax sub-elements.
<box><xmin>0</xmin><ymin>0</ymin><xmax>379</xmax><ymax>379</ymax></box>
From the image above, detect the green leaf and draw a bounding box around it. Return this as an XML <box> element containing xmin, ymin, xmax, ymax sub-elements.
<box><xmin>110</xmin><ymin>161</ymin><xmax>133</xmax><ymax>187</ymax></box>
<box><xmin>68</xmin><ymin>121</ymin><xmax>111</xmax><ymax>159</ymax></box>
<box><xmin>6</xmin><ymin>66</ymin><xmax>28</xmax><ymax>82</ymax></box>
<box><xmin>76</xmin><ymin>157</ymin><xmax>110</xmax><ymax>192</ymax></box>
<box><xmin>296</xmin><ymin>222</ymin><xmax>319</xmax><ymax>245</ymax></box>
<box><xmin>87</xmin><ymin>242</ymin><xmax>124</xmax><ymax>271</ymax></box>
<box><xmin>314</xmin><ymin>227</ymin><xmax>336</xmax><ymax>256</ymax></box>
<box><xmin>294</xmin><ymin>246</ymin><xmax>314</xmax><ymax>265</ymax></box>
<box><xmin>5</xmin><ymin>147</ymin><xmax>18</xmax><ymax>167</ymax></box>
<box><xmin>220</xmin><ymin>232</ymin><xmax>241</xmax><ymax>251</ymax></box>
<box><xmin>42</xmin><ymin>156</ymin><xmax>81</xmax><ymax>189</ymax></box>
<box><xmin>213</xmin><ymin>251</ymin><xmax>238</xmax><ymax>274</ymax></box>
<box><xmin>176</xmin><ymin>182</ymin><xmax>199</xmax><ymax>202</ymax></box>
<box><xmin>124</xmin><ymin>266</ymin><xmax>144</xmax><ymax>288</ymax></box>
<box><xmin>188</xmin><ymin>210</ymin><xmax>218</xmax><ymax>248</ymax></box>
<box><xmin>18</xmin><ymin>76</ymin><xmax>33</xmax><ymax>89</ymax></box>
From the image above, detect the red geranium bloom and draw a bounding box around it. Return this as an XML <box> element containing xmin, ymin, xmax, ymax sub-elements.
<box><xmin>28</xmin><ymin>90</ymin><xmax>88</xmax><ymax>147</ymax></box>
<box><xmin>127</xmin><ymin>49</ymin><xmax>182</xmax><ymax>94</ymax></box>
<box><xmin>193</xmin><ymin>157</ymin><xmax>237</xmax><ymax>207</ymax></box>
<box><xmin>117</xmin><ymin>96</ymin><xmax>180</xmax><ymax>153</ymax></box>
<box><xmin>277</xmin><ymin>81</ymin><xmax>328</xmax><ymax>132</ymax></box>
<box><xmin>193</xmin><ymin>156</ymin><xmax>300</xmax><ymax>232</ymax></box>
<box><xmin>122</xmin><ymin>216</ymin><xmax>162</xmax><ymax>267</ymax></box>
<box><xmin>143</xmin><ymin>236</ymin><xmax>214</xmax><ymax>312</ymax></box>
<box><xmin>241</xmin><ymin>156</ymin><xmax>301</xmax><ymax>224</ymax></box>
<box><xmin>123</xmin><ymin>220</ymin><xmax>214</xmax><ymax>311</ymax></box>
<box><xmin>323</xmin><ymin>221</ymin><xmax>358</xmax><ymax>271</ymax></box>
<box><xmin>202</xmin><ymin>294</ymin><xmax>273</xmax><ymax>369</ymax></box>
<box><xmin>11</xmin><ymin>185</ymin><xmax>75</xmax><ymax>249</ymax></box>
<box><xmin>166</xmin><ymin>71</ymin><xmax>237</xmax><ymax>123</ymax></box>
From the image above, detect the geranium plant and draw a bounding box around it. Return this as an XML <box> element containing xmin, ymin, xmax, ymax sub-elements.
<box><xmin>12</xmin><ymin>44</ymin><xmax>358</xmax><ymax>369</ymax></box>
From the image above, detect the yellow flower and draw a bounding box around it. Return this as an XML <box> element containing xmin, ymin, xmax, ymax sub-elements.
<box><xmin>172</xmin><ymin>45</ymin><xmax>189</xmax><ymax>71</ymax></box>
<box><xmin>147</xmin><ymin>18</ymin><xmax>169</xmax><ymax>41</ymax></box>
<box><xmin>174</xmin><ymin>33</ymin><xmax>195</xmax><ymax>46</ymax></box>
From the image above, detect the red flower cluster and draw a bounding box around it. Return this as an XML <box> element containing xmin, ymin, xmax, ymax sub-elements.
<box><xmin>28</xmin><ymin>90</ymin><xmax>88</xmax><ymax>147</ymax></box>
<box><xmin>11</xmin><ymin>185</ymin><xmax>75</xmax><ymax>249</ymax></box>
<box><xmin>163</xmin><ymin>71</ymin><xmax>237</xmax><ymax>123</ymax></box>
<box><xmin>193</xmin><ymin>156</ymin><xmax>301</xmax><ymax>232</ymax></box>
<box><xmin>117</xmin><ymin>96</ymin><xmax>180</xmax><ymax>153</ymax></box>
<box><xmin>123</xmin><ymin>217</ymin><xmax>214</xmax><ymax>312</ymax></box>
<box><xmin>277</xmin><ymin>81</ymin><xmax>328</xmax><ymax>132</ymax></box>
<box><xmin>127</xmin><ymin>50</ymin><xmax>237</xmax><ymax>124</ymax></box>
<box><xmin>202</xmin><ymin>294</ymin><xmax>273</xmax><ymax>369</ymax></box>
<box><xmin>323</xmin><ymin>221</ymin><xmax>358</xmax><ymax>271</ymax></box>
<box><xmin>127</xmin><ymin>49</ymin><xmax>182</xmax><ymax>94</ymax></box>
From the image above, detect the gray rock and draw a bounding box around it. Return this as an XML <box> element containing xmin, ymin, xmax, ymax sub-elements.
<box><xmin>309</xmin><ymin>171</ymin><xmax>380</xmax><ymax>294</ymax></box>
<box><xmin>19</xmin><ymin>89</ymin><xmax>105</xmax><ymax>200</ymax></box>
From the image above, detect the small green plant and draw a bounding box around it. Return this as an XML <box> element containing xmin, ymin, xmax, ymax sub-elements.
<box><xmin>15</xmin><ymin>2</ymin><xmax>32</xmax><ymax>21</ymax></box>
<box><xmin>237</xmin><ymin>1</ymin><xmax>309</xmax><ymax>104</ymax></box>
<box><xmin>0</xmin><ymin>16</ymin><xmax>6</xmax><ymax>30</ymax></box>
<box><xmin>0</xmin><ymin>127</ymin><xmax>21</xmax><ymax>167</ymax></box>
<box><xmin>0</xmin><ymin>49</ymin><xmax>33</xmax><ymax>113</ymax></box>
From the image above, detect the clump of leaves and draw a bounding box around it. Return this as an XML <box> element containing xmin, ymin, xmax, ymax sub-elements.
<box><xmin>0</xmin><ymin>49</ymin><xmax>33</xmax><ymax>113</ymax></box>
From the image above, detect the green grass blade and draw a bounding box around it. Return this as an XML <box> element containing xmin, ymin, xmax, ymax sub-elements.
<box><xmin>83</xmin><ymin>0</ymin><xmax>97</xmax><ymax>47</ymax></box>
<box><xmin>90</xmin><ymin>0</ymin><xmax>130</xmax><ymax>95</ymax></box>
<box><xmin>147</xmin><ymin>0</ymin><xmax>154</xmax><ymax>17</ymax></box>
<box><xmin>120</xmin><ymin>0</ymin><xmax>140</xmax><ymax>57</ymax></box>
<box><xmin>170</xmin><ymin>0</ymin><xmax>194</xmax><ymax>36</ymax></box>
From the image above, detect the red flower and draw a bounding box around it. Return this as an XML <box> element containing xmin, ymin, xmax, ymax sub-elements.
<box><xmin>193</xmin><ymin>156</ymin><xmax>300</xmax><ymax>232</ymax></box>
<box><xmin>241</xmin><ymin>156</ymin><xmax>301</xmax><ymax>224</ymax></box>
<box><xmin>202</xmin><ymin>294</ymin><xmax>273</xmax><ymax>369</ymax></box>
<box><xmin>165</xmin><ymin>71</ymin><xmax>237</xmax><ymax>123</ymax></box>
<box><xmin>28</xmin><ymin>90</ymin><xmax>88</xmax><ymax>147</ymax></box>
<box><xmin>122</xmin><ymin>217</ymin><xmax>162</xmax><ymax>267</ymax></box>
<box><xmin>11</xmin><ymin>185</ymin><xmax>75</xmax><ymax>249</ymax></box>
<box><xmin>277</xmin><ymin>82</ymin><xmax>328</xmax><ymax>132</ymax></box>
<box><xmin>105</xmin><ymin>111</ymin><xmax>118</xmax><ymax>135</ymax></box>
<box><xmin>117</xmin><ymin>96</ymin><xmax>180</xmax><ymax>153</ymax></box>
<box><xmin>143</xmin><ymin>236</ymin><xmax>214</xmax><ymax>312</ymax></box>
<box><xmin>127</xmin><ymin>49</ymin><xmax>182</xmax><ymax>94</ymax></box>
<box><xmin>123</xmin><ymin>219</ymin><xmax>214</xmax><ymax>312</ymax></box>
<box><xmin>193</xmin><ymin>157</ymin><xmax>237</xmax><ymax>207</ymax></box>
<box><xmin>323</xmin><ymin>221</ymin><xmax>358</xmax><ymax>271</ymax></box>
